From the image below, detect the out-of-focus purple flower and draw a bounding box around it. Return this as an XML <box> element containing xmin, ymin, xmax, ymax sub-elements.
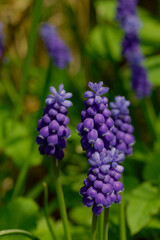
<box><xmin>40</xmin><ymin>23</ymin><xmax>72</xmax><ymax>69</ymax></box>
<box><xmin>0</xmin><ymin>22</ymin><xmax>5</xmax><ymax>58</ymax></box>
<box><xmin>122</xmin><ymin>34</ymin><xmax>143</xmax><ymax>65</ymax></box>
<box><xmin>116</xmin><ymin>0</ymin><xmax>152</xmax><ymax>98</ymax></box>
<box><xmin>116</xmin><ymin>0</ymin><xmax>137</xmax><ymax>22</ymax></box>
<box><xmin>131</xmin><ymin>65</ymin><xmax>151</xmax><ymax>98</ymax></box>
<box><xmin>77</xmin><ymin>81</ymin><xmax>114</xmax><ymax>158</ymax></box>
<box><xmin>80</xmin><ymin>148</ymin><xmax>125</xmax><ymax>215</ymax></box>
<box><xmin>110</xmin><ymin>96</ymin><xmax>135</xmax><ymax>155</ymax></box>
<box><xmin>116</xmin><ymin>0</ymin><xmax>139</xmax><ymax>32</ymax></box>
<box><xmin>36</xmin><ymin>84</ymin><xmax>72</xmax><ymax>160</ymax></box>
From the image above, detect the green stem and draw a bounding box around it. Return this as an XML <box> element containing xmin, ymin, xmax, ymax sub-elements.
<box><xmin>98</xmin><ymin>210</ymin><xmax>104</xmax><ymax>240</ymax></box>
<box><xmin>103</xmin><ymin>208</ymin><xmax>109</xmax><ymax>240</ymax></box>
<box><xmin>141</xmin><ymin>98</ymin><xmax>157</xmax><ymax>140</ymax></box>
<box><xmin>43</xmin><ymin>182</ymin><xmax>57</xmax><ymax>240</ymax></box>
<box><xmin>52</xmin><ymin>158</ymin><xmax>72</xmax><ymax>240</ymax></box>
<box><xmin>27</xmin><ymin>175</ymin><xmax>51</xmax><ymax>199</ymax></box>
<box><xmin>120</xmin><ymin>192</ymin><xmax>126</xmax><ymax>240</ymax></box>
<box><xmin>91</xmin><ymin>213</ymin><xmax>98</xmax><ymax>240</ymax></box>
<box><xmin>158</xmin><ymin>0</ymin><xmax>160</xmax><ymax>21</ymax></box>
<box><xmin>1</xmin><ymin>76</ymin><xmax>19</xmax><ymax>105</ymax></box>
<box><xmin>0</xmin><ymin>229</ymin><xmax>40</xmax><ymax>240</ymax></box>
<box><xmin>39</xmin><ymin>58</ymin><xmax>53</xmax><ymax>117</ymax></box>
<box><xmin>11</xmin><ymin>163</ymin><xmax>29</xmax><ymax>199</ymax></box>
<box><xmin>18</xmin><ymin>0</ymin><xmax>43</xmax><ymax>112</ymax></box>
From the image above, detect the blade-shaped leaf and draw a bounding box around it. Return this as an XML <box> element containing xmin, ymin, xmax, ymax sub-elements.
<box><xmin>127</xmin><ymin>182</ymin><xmax>160</xmax><ymax>234</ymax></box>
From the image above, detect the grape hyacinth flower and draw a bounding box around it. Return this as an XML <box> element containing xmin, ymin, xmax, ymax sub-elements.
<box><xmin>131</xmin><ymin>65</ymin><xmax>151</xmax><ymax>99</ymax></box>
<box><xmin>116</xmin><ymin>0</ymin><xmax>152</xmax><ymax>98</ymax></box>
<box><xmin>80</xmin><ymin>148</ymin><xmax>125</xmax><ymax>215</ymax></box>
<box><xmin>110</xmin><ymin>96</ymin><xmax>135</xmax><ymax>156</ymax></box>
<box><xmin>36</xmin><ymin>84</ymin><xmax>72</xmax><ymax>160</ymax></box>
<box><xmin>77</xmin><ymin>81</ymin><xmax>115</xmax><ymax>157</ymax></box>
<box><xmin>0</xmin><ymin>22</ymin><xmax>4</xmax><ymax>58</ymax></box>
<box><xmin>40</xmin><ymin>23</ymin><xmax>72</xmax><ymax>69</ymax></box>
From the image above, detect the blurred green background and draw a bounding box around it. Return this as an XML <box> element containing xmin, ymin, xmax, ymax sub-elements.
<box><xmin>0</xmin><ymin>0</ymin><xmax>160</xmax><ymax>240</ymax></box>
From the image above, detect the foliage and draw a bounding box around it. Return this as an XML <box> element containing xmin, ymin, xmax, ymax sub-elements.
<box><xmin>0</xmin><ymin>0</ymin><xmax>160</xmax><ymax>240</ymax></box>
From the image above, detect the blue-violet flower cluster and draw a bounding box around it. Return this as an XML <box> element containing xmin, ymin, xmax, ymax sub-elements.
<box><xmin>110</xmin><ymin>96</ymin><xmax>135</xmax><ymax>156</ymax></box>
<box><xmin>80</xmin><ymin>148</ymin><xmax>125</xmax><ymax>215</ymax></box>
<box><xmin>77</xmin><ymin>82</ymin><xmax>115</xmax><ymax>158</ymax></box>
<box><xmin>116</xmin><ymin>0</ymin><xmax>152</xmax><ymax>98</ymax></box>
<box><xmin>40</xmin><ymin>23</ymin><xmax>72</xmax><ymax>69</ymax></box>
<box><xmin>36</xmin><ymin>84</ymin><xmax>72</xmax><ymax>160</ymax></box>
<box><xmin>78</xmin><ymin>82</ymin><xmax>134</xmax><ymax>215</ymax></box>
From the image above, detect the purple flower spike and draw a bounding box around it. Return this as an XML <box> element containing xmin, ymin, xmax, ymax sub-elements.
<box><xmin>116</xmin><ymin>0</ymin><xmax>152</xmax><ymax>98</ymax></box>
<box><xmin>36</xmin><ymin>84</ymin><xmax>72</xmax><ymax>160</ymax></box>
<box><xmin>77</xmin><ymin>82</ymin><xmax>114</xmax><ymax>157</ymax></box>
<box><xmin>131</xmin><ymin>65</ymin><xmax>152</xmax><ymax>98</ymax></box>
<box><xmin>110</xmin><ymin>96</ymin><xmax>135</xmax><ymax>156</ymax></box>
<box><xmin>80</xmin><ymin>148</ymin><xmax>125</xmax><ymax>215</ymax></box>
<box><xmin>40</xmin><ymin>23</ymin><xmax>72</xmax><ymax>69</ymax></box>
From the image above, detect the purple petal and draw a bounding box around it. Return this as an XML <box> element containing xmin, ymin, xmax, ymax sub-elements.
<box><xmin>59</xmin><ymin>84</ymin><xmax>64</xmax><ymax>93</ymax></box>
<box><xmin>83</xmin><ymin>91</ymin><xmax>95</xmax><ymax>98</ymax></box>
<box><xmin>50</xmin><ymin>87</ymin><xmax>57</xmax><ymax>95</ymax></box>
<box><xmin>45</xmin><ymin>97</ymin><xmax>55</xmax><ymax>105</ymax></box>
<box><xmin>88</xmin><ymin>82</ymin><xmax>94</xmax><ymax>90</ymax></box>
<box><xmin>98</xmin><ymin>87</ymin><xmax>109</xmax><ymax>95</ymax></box>
<box><xmin>62</xmin><ymin>100</ymin><xmax>73</xmax><ymax>107</ymax></box>
<box><xmin>65</xmin><ymin>92</ymin><xmax>72</xmax><ymax>99</ymax></box>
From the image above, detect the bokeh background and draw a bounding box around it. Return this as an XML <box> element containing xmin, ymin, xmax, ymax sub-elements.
<box><xmin>0</xmin><ymin>0</ymin><xmax>160</xmax><ymax>240</ymax></box>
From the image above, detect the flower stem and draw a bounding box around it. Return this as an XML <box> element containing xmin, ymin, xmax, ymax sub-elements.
<box><xmin>91</xmin><ymin>213</ymin><xmax>98</xmax><ymax>240</ymax></box>
<box><xmin>1</xmin><ymin>73</ymin><xmax>20</xmax><ymax>105</ymax></box>
<box><xmin>18</xmin><ymin>0</ymin><xmax>43</xmax><ymax>114</ymax></box>
<box><xmin>120</xmin><ymin>192</ymin><xmax>127</xmax><ymax>240</ymax></box>
<box><xmin>11</xmin><ymin>163</ymin><xmax>29</xmax><ymax>199</ymax></box>
<box><xmin>158</xmin><ymin>0</ymin><xmax>160</xmax><ymax>21</ymax></box>
<box><xmin>39</xmin><ymin>58</ymin><xmax>53</xmax><ymax>117</ymax></box>
<box><xmin>51</xmin><ymin>157</ymin><xmax>72</xmax><ymax>240</ymax></box>
<box><xmin>103</xmin><ymin>208</ymin><xmax>109</xmax><ymax>240</ymax></box>
<box><xmin>43</xmin><ymin>182</ymin><xmax>57</xmax><ymax>240</ymax></box>
<box><xmin>141</xmin><ymin>98</ymin><xmax>157</xmax><ymax>140</ymax></box>
<box><xmin>0</xmin><ymin>229</ymin><xmax>40</xmax><ymax>240</ymax></box>
<box><xmin>98</xmin><ymin>210</ymin><xmax>104</xmax><ymax>240</ymax></box>
<box><xmin>27</xmin><ymin>175</ymin><xmax>51</xmax><ymax>199</ymax></box>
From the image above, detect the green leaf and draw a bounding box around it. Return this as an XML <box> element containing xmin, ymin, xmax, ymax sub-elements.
<box><xmin>69</xmin><ymin>206</ymin><xmax>92</xmax><ymax>226</ymax></box>
<box><xmin>143</xmin><ymin>152</ymin><xmax>160</xmax><ymax>182</ymax></box>
<box><xmin>95</xmin><ymin>0</ymin><xmax>116</xmax><ymax>22</ymax></box>
<box><xmin>139</xmin><ymin>9</ymin><xmax>160</xmax><ymax>47</ymax></box>
<box><xmin>127</xmin><ymin>182</ymin><xmax>160</xmax><ymax>235</ymax></box>
<box><xmin>145</xmin><ymin>55</ymin><xmax>160</xmax><ymax>86</ymax></box>
<box><xmin>2</xmin><ymin>118</ymin><xmax>42</xmax><ymax>168</ymax></box>
<box><xmin>86</xmin><ymin>25</ymin><xmax>122</xmax><ymax>61</ymax></box>
<box><xmin>147</xmin><ymin>218</ymin><xmax>160</xmax><ymax>229</ymax></box>
<box><xmin>0</xmin><ymin>236</ymin><xmax>29</xmax><ymax>240</ymax></box>
<box><xmin>0</xmin><ymin>197</ymin><xmax>39</xmax><ymax>231</ymax></box>
<box><xmin>33</xmin><ymin>217</ymin><xmax>55</xmax><ymax>240</ymax></box>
